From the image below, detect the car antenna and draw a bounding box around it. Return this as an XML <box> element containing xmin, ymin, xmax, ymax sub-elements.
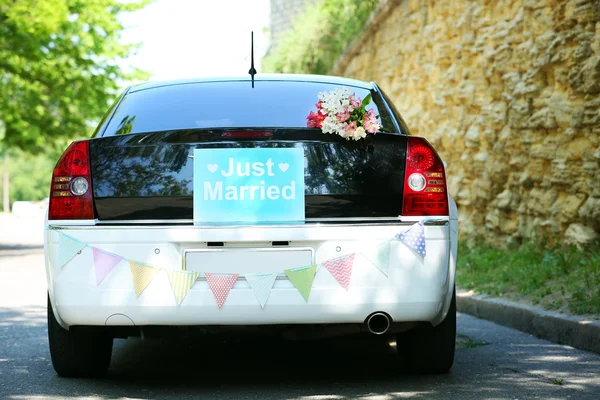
<box><xmin>248</xmin><ymin>31</ymin><xmax>257</xmax><ymax>88</ymax></box>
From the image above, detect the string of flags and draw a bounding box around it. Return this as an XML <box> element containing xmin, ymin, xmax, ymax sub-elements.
<box><xmin>48</xmin><ymin>221</ymin><xmax>427</xmax><ymax>309</ymax></box>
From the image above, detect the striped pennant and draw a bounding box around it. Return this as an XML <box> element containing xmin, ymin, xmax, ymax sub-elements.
<box><xmin>167</xmin><ymin>269</ymin><xmax>199</xmax><ymax>305</ymax></box>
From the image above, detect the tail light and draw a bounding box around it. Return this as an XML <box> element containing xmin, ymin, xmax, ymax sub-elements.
<box><xmin>48</xmin><ymin>141</ymin><xmax>95</xmax><ymax>220</ymax></box>
<box><xmin>402</xmin><ymin>137</ymin><xmax>449</xmax><ymax>216</ymax></box>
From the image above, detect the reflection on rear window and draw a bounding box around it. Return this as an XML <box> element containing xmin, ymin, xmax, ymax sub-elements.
<box><xmin>103</xmin><ymin>81</ymin><xmax>397</xmax><ymax>136</ymax></box>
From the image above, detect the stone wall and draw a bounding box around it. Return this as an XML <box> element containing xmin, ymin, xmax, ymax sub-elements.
<box><xmin>331</xmin><ymin>0</ymin><xmax>600</xmax><ymax>247</ymax></box>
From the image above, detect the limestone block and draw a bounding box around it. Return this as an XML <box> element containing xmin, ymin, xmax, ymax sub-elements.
<box><xmin>564</xmin><ymin>223</ymin><xmax>600</xmax><ymax>247</ymax></box>
<box><xmin>578</xmin><ymin>197</ymin><xmax>600</xmax><ymax>222</ymax></box>
<box><xmin>496</xmin><ymin>189</ymin><xmax>514</xmax><ymax>211</ymax></box>
<box><xmin>549</xmin><ymin>193</ymin><xmax>587</xmax><ymax>222</ymax></box>
<box><xmin>526</xmin><ymin>188</ymin><xmax>557</xmax><ymax>215</ymax></box>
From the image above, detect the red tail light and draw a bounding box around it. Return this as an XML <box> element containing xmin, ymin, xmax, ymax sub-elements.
<box><xmin>48</xmin><ymin>141</ymin><xmax>95</xmax><ymax>220</ymax></box>
<box><xmin>402</xmin><ymin>137</ymin><xmax>449</xmax><ymax>216</ymax></box>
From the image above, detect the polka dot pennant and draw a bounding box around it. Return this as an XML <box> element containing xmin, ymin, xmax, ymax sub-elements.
<box><xmin>57</xmin><ymin>233</ymin><xmax>87</xmax><ymax>268</ymax></box>
<box><xmin>205</xmin><ymin>273</ymin><xmax>239</xmax><ymax>308</ymax></box>
<box><xmin>128</xmin><ymin>260</ymin><xmax>161</xmax><ymax>297</ymax></box>
<box><xmin>396</xmin><ymin>221</ymin><xmax>427</xmax><ymax>257</ymax></box>
<box><xmin>363</xmin><ymin>241</ymin><xmax>391</xmax><ymax>277</ymax></box>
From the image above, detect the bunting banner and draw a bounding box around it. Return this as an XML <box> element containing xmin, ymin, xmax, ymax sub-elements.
<box><xmin>245</xmin><ymin>273</ymin><xmax>278</xmax><ymax>308</ymax></box>
<box><xmin>129</xmin><ymin>260</ymin><xmax>161</xmax><ymax>297</ymax></box>
<box><xmin>285</xmin><ymin>264</ymin><xmax>318</xmax><ymax>302</ymax></box>
<box><xmin>322</xmin><ymin>253</ymin><xmax>355</xmax><ymax>291</ymax></box>
<box><xmin>363</xmin><ymin>241</ymin><xmax>391</xmax><ymax>277</ymax></box>
<box><xmin>167</xmin><ymin>269</ymin><xmax>199</xmax><ymax>305</ymax></box>
<box><xmin>396</xmin><ymin>221</ymin><xmax>426</xmax><ymax>257</ymax></box>
<box><xmin>49</xmin><ymin>221</ymin><xmax>432</xmax><ymax>308</ymax></box>
<box><xmin>92</xmin><ymin>248</ymin><xmax>123</xmax><ymax>285</ymax></box>
<box><xmin>205</xmin><ymin>273</ymin><xmax>238</xmax><ymax>308</ymax></box>
<box><xmin>57</xmin><ymin>233</ymin><xmax>87</xmax><ymax>268</ymax></box>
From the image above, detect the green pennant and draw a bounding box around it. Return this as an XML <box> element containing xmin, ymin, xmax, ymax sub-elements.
<box><xmin>285</xmin><ymin>264</ymin><xmax>318</xmax><ymax>302</ymax></box>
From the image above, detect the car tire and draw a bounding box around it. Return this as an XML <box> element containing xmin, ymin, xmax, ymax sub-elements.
<box><xmin>47</xmin><ymin>295</ymin><xmax>113</xmax><ymax>378</ymax></box>
<box><xmin>395</xmin><ymin>287</ymin><xmax>456</xmax><ymax>374</ymax></box>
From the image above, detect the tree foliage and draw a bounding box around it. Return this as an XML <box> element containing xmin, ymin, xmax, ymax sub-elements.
<box><xmin>262</xmin><ymin>0</ymin><xmax>379</xmax><ymax>75</ymax></box>
<box><xmin>0</xmin><ymin>0</ymin><xmax>151</xmax><ymax>151</ymax></box>
<box><xmin>0</xmin><ymin>149</ymin><xmax>56</xmax><ymax>209</ymax></box>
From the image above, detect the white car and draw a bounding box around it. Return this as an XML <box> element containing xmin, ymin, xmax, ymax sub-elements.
<box><xmin>45</xmin><ymin>74</ymin><xmax>458</xmax><ymax>377</ymax></box>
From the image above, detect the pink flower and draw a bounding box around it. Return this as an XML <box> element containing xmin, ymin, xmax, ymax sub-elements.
<box><xmin>336</xmin><ymin>109</ymin><xmax>350</xmax><ymax>122</ymax></box>
<box><xmin>344</xmin><ymin>121</ymin><xmax>357</xmax><ymax>136</ymax></box>
<box><xmin>349</xmin><ymin>95</ymin><xmax>361</xmax><ymax>109</ymax></box>
<box><xmin>306</xmin><ymin>111</ymin><xmax>326</xmax><ymax>128</ymax></box>
<box><xmin>363</xmin><ymin>116</ymin><xmax>379</xmax><ymax>134</ymax></box>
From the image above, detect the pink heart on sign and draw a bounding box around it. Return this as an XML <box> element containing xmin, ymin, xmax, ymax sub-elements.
<box><xmin>278</xmin><ymin>163</ymin><xmax>289</xmax><ymax>172</ymax></box>
<box><xmin>207</xmin><ymin>164</ymin><xmax>218</xmax><ymax>173</ymax></box>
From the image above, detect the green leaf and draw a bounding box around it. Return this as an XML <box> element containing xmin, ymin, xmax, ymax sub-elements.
<box><xmin>0</xmin><ymin>0</ymin><xmax>151</xmax><ymax>152</ymax></box>
<box><xmin>361</xmin><ymin>93</ymin><xmax>372</xmax><ymax>108</ymax></box>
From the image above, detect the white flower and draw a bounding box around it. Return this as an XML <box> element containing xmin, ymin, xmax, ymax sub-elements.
<box><xmin>353</xmin><ymin>126</ymin><xmax>367</xmax><ymax>140</ymax></box>
<box><xmin>318</xmin><ymin>88</ymin><xmax>351</xmax><ymax>115</ymax></box>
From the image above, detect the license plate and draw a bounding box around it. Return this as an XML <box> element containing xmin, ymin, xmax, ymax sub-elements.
<box><xmin>184</xmin><ymin>247</ymin><xmax>314</xmax><ymax>276</ymax></box>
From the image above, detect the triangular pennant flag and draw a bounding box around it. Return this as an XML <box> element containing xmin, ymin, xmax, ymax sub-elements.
<box><xmin>92</xmin><ymin>247</ymin><xmax>123</xmax><ymax>285</ymax></box>
<box><xmin>245</xmin><ymin>273</ymin><xmax>277</xmax><ymax>308</ymax></box>
<box><xmin>205</xmin><ymin>273</ymin><xmax>238</xmax><ymax>308</ymax></box>
<box><xmin>322</xmin><ymin>254</ymin><xmax>355</xmax><ymax>291</ymax></box>
<box><xmin>396</xmin><ymin>221</ymin><xmax>427</xmax><ymax>257</ymax></box>
<box><xmin>284</xmin><ymin>264</ymin><xmax>317</xmax><ymax>302</ymax></box>
<box><xmin>166</xmin><ymin>269</ymin><xmax>199</xmax><ymax>305</ymax></box>
<box><xmin>363</xmin><ymin>241</ymin><xmax>391</xmax><ymax>277</ymax></box>
<box><xmin>128</xmin><ymin>260</ymin><xmax>161</xmax><ymax>297</ymax></box>
<box><xmin>57</xmin><ymin>233</ymin><xmax>87</xmax><ymax>268</ymax></box>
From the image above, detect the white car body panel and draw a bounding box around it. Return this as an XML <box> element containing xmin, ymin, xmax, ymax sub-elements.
<box><xmin>45</xmin><ymin>207</ymin><xmax>457</xmax><ymax>330</ymax></box>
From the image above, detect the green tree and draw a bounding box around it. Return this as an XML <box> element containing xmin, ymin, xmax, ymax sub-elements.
<box><xmin>262</xmin><ymin>0</ymin><xmax>379</xmax><ymax>75</ymax></box>
<box><xmin>0</xmin><ymin>0</ymin><xmax>151</xmax><ymax>152</ymax></box>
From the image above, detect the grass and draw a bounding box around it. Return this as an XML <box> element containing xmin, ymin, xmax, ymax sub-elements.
<box><xmin>456</xmin><ymin>241</ymin><xmax>600</xmax><ymax>315</ymax></box>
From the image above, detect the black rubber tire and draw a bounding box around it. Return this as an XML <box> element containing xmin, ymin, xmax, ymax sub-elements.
<box><xmin>47</xmin><ymin>295</ymin><xmax>113</xmax><ymax>378</ymax></box>
<box><xmin>396</xmin><ymin>288</ymin><xmax>456</xmax><ymax>374</ymax></box>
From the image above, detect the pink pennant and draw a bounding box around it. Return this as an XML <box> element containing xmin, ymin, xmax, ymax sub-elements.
<box><xmin>205</xmin><ymin>273</ymin><xmax>238</xmax><ymax>308</ymax></box>
<box><xmin>322</xmin><ymin>253</ymin><xmax>355</xmax><ymax>291</ymax></box>
<box><xmin>92</xmin><ymin>247</ymin><xmax>123</xmax><ymax>285</ymax></box>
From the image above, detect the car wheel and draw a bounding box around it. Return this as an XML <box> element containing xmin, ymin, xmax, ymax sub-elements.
<box><xmin>395</xmin><ymin>287</ymin><xmax>456</xmax><ymax>374</ymax></box>
<box><xmin>47</xmin><ymin>295</ymin><xmax>113</xmax><ymax>378</ymax></box>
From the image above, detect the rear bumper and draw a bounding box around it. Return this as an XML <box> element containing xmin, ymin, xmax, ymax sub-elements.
<box><xmin>45</xmin><ymin>221</ymin><xmax>456</xmax><ymax>329</ymax></box>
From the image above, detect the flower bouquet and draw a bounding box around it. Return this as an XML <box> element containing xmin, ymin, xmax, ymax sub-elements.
<box><xmin>306</xmin><ymin>88</ymin><xmax>381</xmax><ymax>140</ymax></box>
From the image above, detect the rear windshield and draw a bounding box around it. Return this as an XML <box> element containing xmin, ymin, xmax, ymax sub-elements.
<box><xmin>101</xmin><ymin>80</ymin><xmax>398</xmax><ymax>136</ymax></box>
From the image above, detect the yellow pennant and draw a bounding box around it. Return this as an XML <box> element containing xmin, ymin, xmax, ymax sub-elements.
<box><xmin>128</xmin><ymin>260</ymin><xmax>160</xmax><ymax>297</ymax></box>
<box><xmin>166</xmin><ymin>269</ymin><xmax>199</xmax><ymax>305</ymax></box>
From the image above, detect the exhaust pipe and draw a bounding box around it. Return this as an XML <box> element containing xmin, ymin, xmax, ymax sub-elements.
<box><xmin>365</xmin><ymin>312</ymin><xmax>391</xmax><ymax>335</ymax></box>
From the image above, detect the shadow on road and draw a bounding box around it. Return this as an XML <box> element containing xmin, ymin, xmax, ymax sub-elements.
<box><xmin>1</xmin><ymin>309</ymin><xmax>600</xmax><ymax>399</ymax></box>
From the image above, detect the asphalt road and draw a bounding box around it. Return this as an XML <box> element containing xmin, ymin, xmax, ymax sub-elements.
<box><xmin>1</xmin><ymin>248</ymin><xmax>600</xmax><ymax>400</ymax></box>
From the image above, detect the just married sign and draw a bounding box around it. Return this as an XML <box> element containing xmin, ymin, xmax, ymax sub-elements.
<box><xmin>193</xmin><ymin>148</ymin><xmax>305</xmax><ymax>224</ymax></box>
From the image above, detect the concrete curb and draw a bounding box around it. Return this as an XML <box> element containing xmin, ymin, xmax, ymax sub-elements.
<box><xmin>457</xmin><ymin>290</ymin><xmax>600</xmax><ymax>355</ymax></box>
